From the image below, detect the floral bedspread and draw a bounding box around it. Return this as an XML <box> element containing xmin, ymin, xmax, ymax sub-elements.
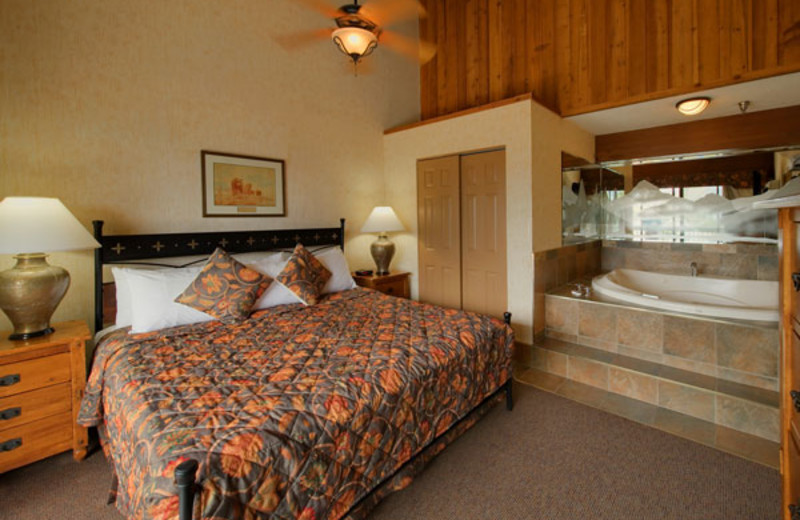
<box><xmin>78</xmin><ymin>288</ymin><xmax>513</xmax><ymax>520</ymax></box>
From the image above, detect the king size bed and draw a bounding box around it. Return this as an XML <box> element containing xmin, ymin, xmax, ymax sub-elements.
<box><xmin>78</xmin><ymin>220</ymin><xmax>514</xmax><ymax>520</ymax></box>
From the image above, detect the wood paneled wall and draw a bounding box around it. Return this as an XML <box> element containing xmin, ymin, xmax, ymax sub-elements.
<box><xmin>595</xmin><ymin>105</ymin><xmax>800</xmax><ymax>161</ymax></box>
<box><xmin>419</xmin><ymin>0</ymin><xmax>800</xmax><ymax>119</ymax></box>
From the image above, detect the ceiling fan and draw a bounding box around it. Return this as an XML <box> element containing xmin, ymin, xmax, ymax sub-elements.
<box><xmin>283</xmin><ymin>0</ymin><xmax>436</xmax><ymax>72</ymax></box>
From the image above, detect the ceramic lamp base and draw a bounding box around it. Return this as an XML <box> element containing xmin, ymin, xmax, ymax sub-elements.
<box><xmin>370</xmin><ymin>234</ymin><xmax>395</xmax><ymax>276</ymax></box>
<box><xmin>0</xmin><ymin>253</ymin><xmax>69</xmax><ymax>340</ymax></box>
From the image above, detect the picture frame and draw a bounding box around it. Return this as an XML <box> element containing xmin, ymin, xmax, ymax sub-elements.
<box><xmin>201</xmin><ymin>151</ymin><xmax>286</xmax><ymax>217</ymax></box>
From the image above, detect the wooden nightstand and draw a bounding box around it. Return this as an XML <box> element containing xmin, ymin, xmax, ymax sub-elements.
<box><xmin>0</xmin><ymin>320</ymin><xmax>90</xmax><ymax>473</ymax></box>
<box><xmin>353</xmin><ymin>272</ymin><xmax>410</xmax><ymax>299</ymax></box>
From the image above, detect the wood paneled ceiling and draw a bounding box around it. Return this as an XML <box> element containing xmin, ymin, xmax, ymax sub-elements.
<box><xmin>419</xmin><ymin>0</ymin><xmax>800</xmax><ymax>120</ymax></box>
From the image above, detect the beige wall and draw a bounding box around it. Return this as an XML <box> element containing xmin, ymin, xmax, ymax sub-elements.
<box><xmin>0</xmin><ymin>1</ymin><xmax>420</xmax><ymax>334</ymax></box>
<box><xmin>383</xmin><ymin>99</ymin><xmax>595</xmax><ymax>344</ymax></box>
<box><xmin>530</xmin><ymin>106</ymin><xmax>596</xmax><ymax>253</ymax></box>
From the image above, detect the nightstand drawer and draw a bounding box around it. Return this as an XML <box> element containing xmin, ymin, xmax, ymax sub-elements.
<box><xmin>353</xmin><ymin>272</ymin><xmax>410</xmax><ymax>299</ymax></box>
<box><xmin>0</xmin><ymin>411</ymin><xmax>73</xmax><ymax>473</ymax></box>
<box><xmin>376</xmin><ymin>280</ymin><xmax>407</xmax><ymax>297</ymax></box>
<box><xmin>0</xmin><ymin>383</ymin><xmax>71</xmax><ymax>432</ymax></box>
<box><xmin>0</xmin><ymin>353</ymin><xmax>71</xmax><ymax>398</ymax></box>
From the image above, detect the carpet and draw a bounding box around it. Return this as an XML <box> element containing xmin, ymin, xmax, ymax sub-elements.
<box><xmin>0</xmin><ymin>384</ymin><xmax>780</xmax><ymax>520</ymax></box>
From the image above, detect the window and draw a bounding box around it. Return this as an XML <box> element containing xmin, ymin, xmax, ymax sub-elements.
<box><xmin>658</xmin><ymin>185</ymin><xmax>723</xmax><ymax>200</ymax></box>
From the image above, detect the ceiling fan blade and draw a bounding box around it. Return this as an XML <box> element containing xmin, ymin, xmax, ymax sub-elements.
<box><xmin>293</xmin><ymin>0</ymin><xmax>342</xmax><ymax>19</ymax></box>
<box><xmin>274</xmin><ymin>28</ymin><xmax>334</xmax><ymax>51</ymax></box>
<box><xmin>380</xmin><ymin>30</ymin><xmax>437</xmax><ymax>64</ymax></box>
<box><xmin>360</xmin><ymin>0</ymin><xmax>426</xmax><ymax>28</ymax></box>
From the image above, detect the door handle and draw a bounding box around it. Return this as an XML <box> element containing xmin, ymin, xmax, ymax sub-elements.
<box><xmin>791</xmin><ymin>390</ymin><xmax>800</xmax><ymax>413</ymax></box>
<box><xmin>793</xmin><ymin>272</ymin><xmax>800</xmax><ymax>292</ymax></box>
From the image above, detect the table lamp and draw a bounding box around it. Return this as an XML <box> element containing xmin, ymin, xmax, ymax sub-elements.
<box><xmin>361</xmin><ymin>206</ymin><xmax>404</xmax><ymax>275</ymax></box>
<box><xmin>0</xmin><ymin>197</ymin><xmax>100</xmax><ymax>340</ymax></box>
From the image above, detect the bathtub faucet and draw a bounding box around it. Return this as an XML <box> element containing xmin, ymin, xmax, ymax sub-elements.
<box><xmin>690</xmin><ymin>262</ymin><xmax>698</xmax><ymax>277</ymax></box>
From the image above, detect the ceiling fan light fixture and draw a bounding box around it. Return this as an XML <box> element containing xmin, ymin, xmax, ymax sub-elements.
<box><xmin>676</xmin><ymin>97</ymin><xmax>711</xmax><ymax>116</ymax></box>
<box><xmin>332</xmin><ymin>26</ymin><xmax>378</xmax><ymax>64</ymax></box>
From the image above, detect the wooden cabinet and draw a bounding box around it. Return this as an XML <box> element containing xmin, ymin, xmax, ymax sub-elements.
<box><xmin>353</xmin><ymin>272</ymin><xmax>410</xmax><ymax>299</ymax></box>
<box><xmin>781</xmin><ymin>208</ymin><xmax>800</xmax><ymax>519</ymax></box>
<box><xmin>0</xmin><ymin>321</ymin><xmax>90</xmax><ymax>473</ymax></box>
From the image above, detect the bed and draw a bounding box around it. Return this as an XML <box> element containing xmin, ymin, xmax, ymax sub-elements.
<box><xmin>78</xmin><ymin>220</ymin><xmax>514</xmax><ymax>520</ymax></box>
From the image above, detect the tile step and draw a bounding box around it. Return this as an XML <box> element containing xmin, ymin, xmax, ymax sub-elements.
<box><xmin>523</xmin><ymin>337</ymin><xmax>780</xmax><ymax>443</ymax></box>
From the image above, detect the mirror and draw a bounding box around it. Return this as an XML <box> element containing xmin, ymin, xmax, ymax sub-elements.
<box><xmin>562</xmin><ymin>148</ymin><xmax>800</xmax><ymax>245</ymax></box>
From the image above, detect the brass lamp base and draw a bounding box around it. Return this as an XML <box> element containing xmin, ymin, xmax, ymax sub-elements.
<box><xmin>0</xmin><ymin>253</ymin><xmax>70</xmax><ymax>340</ymax></box>
<box><xmin>370</xmin><ymin>233</ymin><xmax>396</xmax><ymax>276</ymax></box>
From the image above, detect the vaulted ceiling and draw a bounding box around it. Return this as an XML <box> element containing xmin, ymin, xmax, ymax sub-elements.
<box><xmin>419</xmin><ymin>0</ymin><xmax>800</xmax><ymax>120</ymax></box>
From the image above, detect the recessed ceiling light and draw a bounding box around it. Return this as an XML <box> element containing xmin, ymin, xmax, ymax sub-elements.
<box><xmin>676</xmin><ymin>97</ymin><xmax>711</xmax><ymax>115</ymax></box>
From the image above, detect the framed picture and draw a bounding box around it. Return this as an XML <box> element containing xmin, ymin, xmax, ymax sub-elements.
<box><xmin>201</xmin><ymin>151</ymin><xmax>286</xmax><ymax>217</ymax></box>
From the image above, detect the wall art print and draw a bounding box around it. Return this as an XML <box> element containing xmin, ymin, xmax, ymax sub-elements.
<box><xmin>202</xmin><ymin>151</ymin><xmax>286</xmax><ymax>217</ymax></box>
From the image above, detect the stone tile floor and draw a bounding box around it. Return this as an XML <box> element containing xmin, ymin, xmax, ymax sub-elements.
<box><xmin>514</xmin><ymin>364</ymin><xmax>779</xmax><ymax>469</ymax></box>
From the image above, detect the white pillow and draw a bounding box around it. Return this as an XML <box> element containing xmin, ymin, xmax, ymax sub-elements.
<box><xmin>314</xmin><ymin>247</ymin><xmax>357</xmax><ymax>294</ymax></box>
<box><xmin>110</xmin><ymin>251</ymin><xmax>284</xmax><ymax>327</ymax></box>
<box><xmin>125</xmin><ymin>266</ymin><xmax>215</xmax><ymax>333</ymax></box>
<box><xmin>247</xmin><ymin>256</ymin><xmax>303</xmax><ymax>309</ymax></box>
<box><xmin>111</xmin><ymin>267</ymin><xmax>135</xmax><ymax>327</ymax></box>
<box><xmin>233</xmin><ymin>250</ymin><xmax>287</xmax><ymax>264</ymax></box>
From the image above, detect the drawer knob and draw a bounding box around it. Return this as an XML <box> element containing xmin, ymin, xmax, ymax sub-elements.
<box><xmin>0</xmin><ymin>407</ymin><xmax>21</xmax><ymax>421</ymax></box>
<box><xmin>792</xmin><ymin>390</ymin><xmax>800</xmax><ymax>413</ymax></box>
<box><xmin>0</xmin><ymin>374</ymin><xmax>20</xmax><ymax>387</ymax></box>
<box><xmin>0</xmin><ymin>438</ymin><xmax>21</xmax><ymax>452</ymax></box>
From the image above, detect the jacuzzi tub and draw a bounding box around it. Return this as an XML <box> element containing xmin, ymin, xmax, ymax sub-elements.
<box><xmin>591</xmin><ymin>268</ymin><xmax>779</xmax><ymax>322</ymax></box>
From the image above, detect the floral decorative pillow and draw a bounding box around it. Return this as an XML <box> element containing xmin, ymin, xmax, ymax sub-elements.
<box><xmin>175</xmin><ymin>248</ymin><xmax>272</xmax><ymax>323</ymax></box>
<box><xmin>276</xmin><ymin>243</ymin><xmax>332</xmax><ymax>305</ymax></box>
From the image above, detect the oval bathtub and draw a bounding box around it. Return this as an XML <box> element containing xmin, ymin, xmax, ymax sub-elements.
<box><xmin>591</xmin><ymin>268</ymin><xmax>779</xmax><ymax>322</ymax></box>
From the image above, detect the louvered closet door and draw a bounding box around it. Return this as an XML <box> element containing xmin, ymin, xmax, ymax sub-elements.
<box><xmin>417</xmin><ymin>155</ymin><xmax>462</xmax><ymax>309</ymax></box>
<box><xmin>460</xmin><ymin>150</ymin><xmax>507</xmax><ymax>318</ymax></box>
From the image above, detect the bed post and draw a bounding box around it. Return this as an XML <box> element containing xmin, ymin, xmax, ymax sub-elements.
<box><xmin>175</xmin><ymin>459</ymin><xmax>199</xmax><ymax>520</ymax></box>
<box><xmin>503</xmin><ymin>312</ymin><xmax>513</xmax><ymax>411</ymax></box>
<box><xmin>339</xmin><ymin>218</ymin><xmax>346</xmax><ymax>252</ymax></box>
<box><xmin>93</xmin><ymin>220</ymin><xmax>104</xmax><ymax>333</ymax></box>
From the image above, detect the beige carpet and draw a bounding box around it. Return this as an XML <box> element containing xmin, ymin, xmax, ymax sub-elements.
<box><xmin>0</xmin><ymin>384</ymin><xmax>780</xmax><ymax>520</ymax></box>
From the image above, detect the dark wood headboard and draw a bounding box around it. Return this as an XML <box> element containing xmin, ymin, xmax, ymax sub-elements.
<box><xmin>92</xmin><ymin>219</ymin><xmax>346</xmax><ymax>332</ymax></box>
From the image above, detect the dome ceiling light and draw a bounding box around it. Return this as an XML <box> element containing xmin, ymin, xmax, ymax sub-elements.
<box><xmin>676</xmin><ymin>97</ymin><xmax>711</xmax><ymax>116</ymax></box>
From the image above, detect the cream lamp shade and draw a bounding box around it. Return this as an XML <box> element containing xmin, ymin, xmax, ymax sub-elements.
<box><xmin>0</xmin><ymin>197</ymin><xmax>100</xmax><ymax>340</ymax></box>
<box><xmin>0</xmin><ymin>197</ymin><xmax>101</xmax><ymax>254</ymax></box>
<box><xmin>361</xmin><ymin>206</ymin><xmax>404</xmax><ymax>276</ymax></box>
<box><xmin>360</xmin><ymin>206</ymin><xmax>405</xmax><ymax>234</ymax></box>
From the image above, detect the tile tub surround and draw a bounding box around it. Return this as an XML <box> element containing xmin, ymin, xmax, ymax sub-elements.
<box><xmin>544</xmin><ymin>290</ymin><xmax>779</xmax><ymax>392</ymax></box>
<box><xmin>525</xmin><ymin>338</ymin><xmax>781</xmax><ymax>443</ymax></box>
<box><xmin>601</xmin><ymin>240</ymin><xmax>779</xmax><ymax>281</ymax></box>
<box><xmin>534</xmin><ymin>240</ymin><xmax>602</xmax><ymax>341</ymax></box>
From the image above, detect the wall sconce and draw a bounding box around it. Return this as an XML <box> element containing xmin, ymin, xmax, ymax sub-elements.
<box><xmin>676</xmin><ymin>97</ymin><xmax>711</xmax><ymax>116</ymax></box>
